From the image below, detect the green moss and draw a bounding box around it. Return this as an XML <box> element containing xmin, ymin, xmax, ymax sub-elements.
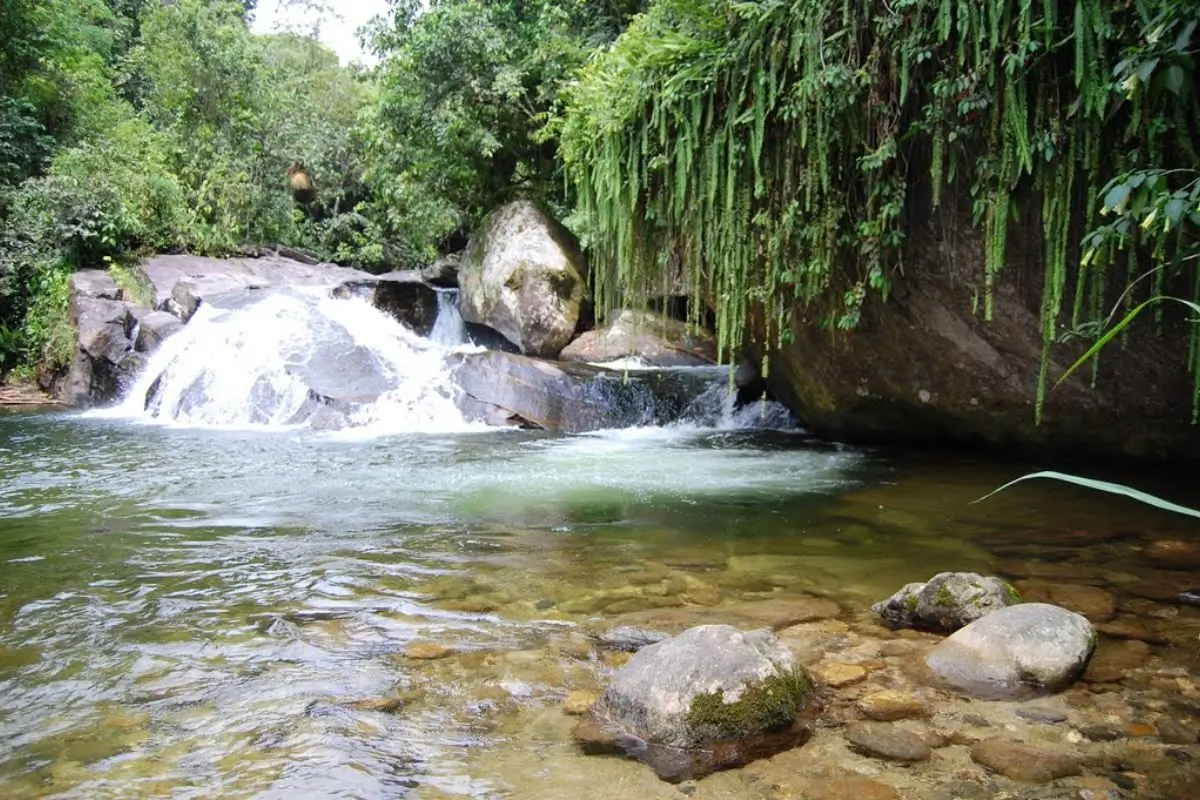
<box><xmin>904</xmin><ymin>592</ymin><xmax>919</xmax><ymax>612</ymax></box>
<box><xmin>686</xmin><ymin>668</ymin><xmax>812</xmax><ymax>741</ymax></box>
<box><xmin>935</xmin><ymin>585</ymin><xmax>953</xmax><ymax>606</ymax></box>
<box><xmin>1004</xmin><ymin>583</ymin><xmax>1023</xmax><ymax>605</ymax></box>
<box><xmin>108</xmin><ymin>260</ymin><xmax>154</xmax><ymax>308</ymax></box>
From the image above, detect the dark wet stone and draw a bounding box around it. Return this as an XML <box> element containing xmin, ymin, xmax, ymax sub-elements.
<box><xmin>1015</xmin><ymin>706</ymin><xmax>1068</xmax><ymax>724</ymax></box>
<box><xmin>535</xmin><ymin>598</ymin><xmax>556</xmax><ymax>610</ymax></box>
<box><xmin>1015</xmin><ymin>580</ymin><xmax>1117</xmax><ymax>623</ymax></box>
<box><xmin>970</xmin><ymin>740</ymin><xmax>1082</xmax><ymax>783</ymax></box>
<box><xmin>1157</xmin><ymin>719</ymin><xmax>1198</xmax><ymax>744</ymax></box>
<box><xmin>1080</xmin><ymin>723</ymin><xmax>1125</xmax><ymax>742</ymax></box>
<box><xmin>1173</xmin><ymin>589</ymin><xmax>1200</xmax><ymax>608</ymax></box>
<box><xmin>844</xmin><ymin>722</ymin><xmax>932</xmax><ymax>763</ymax></box>
<box><xmin>1142</xmin><ymin>540</ymin><xmax>1200</xmax><ymax>569</ymax></box>
<box><xmin>591</xmin><ymin>625</ymin><xmax>670</xmax><ymax>652</ymax></box>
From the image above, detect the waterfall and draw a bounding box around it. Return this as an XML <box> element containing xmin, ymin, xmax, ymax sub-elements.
<box><xmin>110</xmin><ymin>287</ymin><xmax>477</xmax><ymax>433</ymax></box>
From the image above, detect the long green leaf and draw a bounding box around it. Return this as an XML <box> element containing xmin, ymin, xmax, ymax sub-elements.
<box><xmin>973</xmin><ymin>470</ymin><xmax>1200</xmax><ymax>520</ymax></box>
<box><xmin>1055</xmin><ymin>295</ymin><xmax>1200</xmax><ymax>387</ymax></box>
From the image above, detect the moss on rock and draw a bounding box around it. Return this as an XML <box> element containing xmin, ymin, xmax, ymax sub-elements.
<box><xmin>685</xmin><ymin>667</ymin><xmax>812</xmax><ymax>742</ymax></box>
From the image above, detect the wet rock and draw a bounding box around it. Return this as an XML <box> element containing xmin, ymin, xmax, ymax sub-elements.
<box><xmin>1142</xmin><ymin>539</ymin><xmax>1200</xmax><ymax>569</ymax></box>
<box><xmin>843</xmin><ymin>722</ymin><xmax>932</xmax><ymax>763</ymax></box>
<box><xmin>564</xmin><ymin>691</ymin><xmax>598</xmax><ymax>716</ymax></box>
<box><xmin>559</xmin><ymin>309</ymin><xmax>717</xmax><ymax>367</ymax></box>
<box><xmin>1157</xmin><ymin>719</ymin><xmax>1198</xmax><ymax>744</ymax></box>
<box><xmin>1082</xmin><ymin>639</ymin><xmax>1151</xmax><ymax>684</ymax></box>
<box><xmin>1173</xmin><ymin>589</ymin><xmax>1200</xmax><ymax>607</ymax></box>
<box><xmin>873</xmin><ymin>572</ymin><xmax>1020</xmax><ymax>633</ymax></box>
<box><xmin>1095</xmin><ymin>617</ymin><xmax>1168</xmax><ymax>645</ymax></box>
<box><xmin>460</xmin><ymin>200</ymin><xmax>587</xmax><ymax>357</ymax></box>
<box><xmin>857</xmin><ymin>691</ymin><xmax>928</xmax><ymax>721</ymax></box>
<box><xmin>405</xmin><ymin>641</ymin><xmax>453</xmax><ymax>660</ymax></box>
<box><xmin>803</xmin><ymin>775</ymin><xmax>898</xmax><ymax>800</ymax></box>
<box><xmin>925</xmin><ymin>603</ymin><xmax>1096</xmax><ymax>699</ymax></box>
<box><xmin>133</xmin><ymin>310</ymin><xmax>184</xmax><ymax>354</ymax></box>
<box><xmin>59</xmin><ymin>295</ymin><xmax>144</xmax><ymax>407</ymax></box>
<box><xmin>1014</xmin><ymin>580</ymin><xmax>1117</xmax><ymax>623</ymax></box>
<box><xmin>969</xmin><ymin>740</ymin><xmax>1082</xmax><ymax>782</ymax></box>
<box><xmin>811</xmin><ymin>662</ymin><xmax>868</xmax><ymax>688</ymax></box>
<box><xmin>1079</xmin><ymin>723</ymin><xmax>1125</xmax><ymax>741</ymax></box>
<box><xmin>334</xmin><ymin>272</ymin><xmax>441</xmax><ymax>337</ymax></box>
<box><xmin>581</xmin><ymin>624</ymin><xmax>814</xmax><ymax>781</ymax></box>
<box><xmin>448</xmin><ymin>350</ymin><xmax>720</xmax><ymax>432</ymax></box>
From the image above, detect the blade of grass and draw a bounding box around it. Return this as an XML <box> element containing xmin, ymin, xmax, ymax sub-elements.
<box><xmin>972</xmin><ymin>470</ymin><xmax>1200</xmax><ymax>520</ymax></box>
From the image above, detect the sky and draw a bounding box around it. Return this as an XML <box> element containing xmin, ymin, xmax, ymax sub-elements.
<box><xmin>250</xmin><ymin>1</ymin><xmax>393</xmax><ymax>66</ymax></box>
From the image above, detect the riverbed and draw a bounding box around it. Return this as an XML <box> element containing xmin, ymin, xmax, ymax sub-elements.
<box><xmin>0</xmin><ymin>408</ymin><xmax>1197</xmax><ymax>798</ymax></box>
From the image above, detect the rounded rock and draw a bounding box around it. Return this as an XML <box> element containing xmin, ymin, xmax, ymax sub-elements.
<box><xmin>844</xmin><ymin>722</ymin><xmax>932</xmax><ymax>763</ymax></box>
<box><xmin>925</xmin><ymin>603</ymin><xmax>1095</xmax><ymax>699</ymax></box>
<box><xmin>873</xmin><ymin>572</ymin><xmax>1021</xmax><ymax>633</ymax></box>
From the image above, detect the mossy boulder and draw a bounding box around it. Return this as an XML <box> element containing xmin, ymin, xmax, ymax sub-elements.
<box><xmin>579</xmin><ymin>624</ymin><xmax>814</xmax><ymax>780</ymax></box>
<box><xmin>460</xmin><ymin>200</ymin><xmax>587</xmax><ymax>358</ymax></box>
<box><xmin>873</xmin><ymin>572</ymin><xmax>1021</xmax><ymax>633</ymax></box>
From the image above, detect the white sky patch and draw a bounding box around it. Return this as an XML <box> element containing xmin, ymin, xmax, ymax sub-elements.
<box><xmin>251</xmin><ymin>1</ymin><xmax>392</xmax><ymax>66</ymax></box>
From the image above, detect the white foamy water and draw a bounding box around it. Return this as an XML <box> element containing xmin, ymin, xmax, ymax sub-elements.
<box><xmin>106</xmin><ymin>287</ymin><xmax>479</xmax><ymax>433</ymax></box>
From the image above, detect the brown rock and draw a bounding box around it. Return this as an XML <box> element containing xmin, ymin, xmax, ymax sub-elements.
<box><xmin>844</xmin><ymin>722</ymin><xmax>932</xmax><ymax>763</ymax></box>
<box><xmin>812</xmin><ymin>662</ymin><xmax>868</xmax><ymax>688</ymax></box>
<box><xmin>405</xmin><ymin>641</ymin><xmax>453</xmax><ymax>660</ymax></box>
<box><xmin>1083</xmin><ymin>639</ymin><xmax>1151</xmax><ymax>683</ymax></box>
<box><xmin>1096</xmin><ymin>618</ymin><xmax>1169</xmax><ymax>645</ymax></box>
<box><xmin>564</xmin><ymin>690</ymin><xmax>598</xmax><ymax>716</ymax></box>
<box><xmin>858</xmin><ymin>690</ymin><xmax>928</xmax><ymax>721</ymax></box>
<box><xmin>804</xmin><ymin>776</ymin><xmax>898</xmax><ymax>800</ymax></box>
<box><xmin>970</xmin><ymin>740</ymin><xmax>1082</xmax><ymax>783</ymax></box>
<box><xmin>1157</xmin><ymin>718</ymin><xmax>1198</xmax><ymax>744</ymax></box>
<box><xmin>1014</xmin><ymin>580</ymin><xmax>1117</xmax><ymax>623</ymax></box>
<box><xmin>1142</xmin><ymin>539</ymin><xmax>1200</xmax><ymax>569</ymax></box>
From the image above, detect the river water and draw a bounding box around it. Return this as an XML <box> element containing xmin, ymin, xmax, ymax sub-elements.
<box><xmin>0</xmin><ymin>293</ymin><xmax>1197</xmax><ymax>798</ymax></box>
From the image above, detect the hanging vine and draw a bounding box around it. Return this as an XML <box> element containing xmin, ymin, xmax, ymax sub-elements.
<box><xmin>561</xmin><ymin>0</ymin><xmax>1200</xmax><ymax>420</ymax></box>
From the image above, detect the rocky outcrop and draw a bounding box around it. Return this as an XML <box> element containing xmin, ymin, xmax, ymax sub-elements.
<box><xmin>755</xmin><ymin>214</ymin><xmax>1200</xmax><ymax>459</ymax></box>
<box><xmin>447</xmin><ymin>350</ymin><xmax>720</xmax><ymax>431</ymax></box>
<box><xmin>459</xmin><ymin>201</ymin><xmax>587</xmax><ymax>357</ymax></box>
<box><xmin>559</xmin><ymin>309</ymin><xmax>717</xmax><ymax>367</ymax></box>
<box><xmin>925</xmin><ymin>603</ymin><xmax>1095</xmax><ymax>699</ymax></box>
<box><xmin>421</xmin><ymin>253</ymin><xmax>461</xmax><ymax>287</ymax></box>
<box><xmin>577</xmin><ymin>624</ymin><xmax>814</xmax><ymax>781</ymax></box>
<box><xmin>332</xmin><ymin>271</ymin><xmax>441</xmax><ymax>337</ymax></box>
<box><xmin>873</xmin><ymin>572</ymin><xmax>1021</xmax><ymax>633</ymax></box>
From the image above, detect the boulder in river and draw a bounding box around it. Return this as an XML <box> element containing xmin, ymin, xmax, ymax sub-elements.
<box><xmin>134</xmin><ymin>311</ymin><xmax>184</xmax><ymax>355</ymax></box>
<box><xmin>421</xmin><ymin>252</ymin><xmax>461</xmax><ymax>287</ymax></box>
<box><xmin>576</xmin><ymin>624</ymin><xmax>814</xmax><ymax>781</ymax></box>
<box><xmin>460</xmin><ymin>200</ymin><xmax>587</xmax><ymax>358</ymax></box>
<box><xmin>925</xmin><ymin>603</ymin><xmax>1096</xmax><ymax>699</ymax></box>
<box><xmin>873</xmin><ymin>572</ymin><xmax>1021</xmax><ymax>633</ymax></box>
<box><xmin>60</xmin><ymin>293</ymin><xmax>144</xmax><ymax>406</ymax></box>
<box><xmin>448</xmin><ymin>349</ymin><xmax>720</xmax><ymax>432</ymax></box>
<box><xmin>559</xmin><ymin>309</ymin><xmax>717</xmax><ymax>367</ymax></box>
<box><xmin>332</xmin><ymin>271</ymin><xmax>441</xmax><ymax>337</ymax></box>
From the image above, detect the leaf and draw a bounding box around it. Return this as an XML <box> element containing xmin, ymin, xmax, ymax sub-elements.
<box><xmin>1175</xmin><ymin>20</ymin><xmax>1198</xmax><ymax>53</ymax></box>
<box><xmin>1102</xmin><ymin>182</ymin><xmax>1131</xmax><ymax>214</ymax></box>
<box><xmin>1163</xmin><ymin>65</ymin><xmax>1186</xmax><ymax>96</ymax></box>
<box><xmin>1055</xmin><ymin>296</ymin><xmax>1200</xmax><ymax>388</ymax></box>
<box><xmin>973</xmin><ymin>471</ymin><xmax>1200</xmax><ymax>520</ymax></box>
<box><xmin>1135</xmin><ymin>57</ymin><xmax>1160</xmax><ymax>83</ymax></box>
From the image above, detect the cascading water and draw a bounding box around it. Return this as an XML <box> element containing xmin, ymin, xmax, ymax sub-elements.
<box><xmin>104</xmin><ymin>284</ymin><xmax>795</xmax><ymax>435</ymax></box>
<box><xmin>111</xmin><ymin>287</ymin><xmax>479</xmax><ymax>432</ymax></box>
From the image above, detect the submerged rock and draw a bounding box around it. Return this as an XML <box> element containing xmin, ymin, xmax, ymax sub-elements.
<box><xmin>969</xmin><ymin>740</ymin><xmax>1082</xmax><ymax>782</ymax></box>
<box><xmin>844</xmin><ymin>722</ymin><xmax>932</xmax><ymax>763</ymax></box>
<box><xmin>925</xmin><ymin>603</ymin><xmax>1096</xmax><ymax>699</ymax></box>
<box><xmin>578</xmin><ymin>624</ymin><xmax>814</xmax><ymax>781</ymax></box>
<box><xmin>460</xmin><ymin>200</ymin><xmax>587</xmax><ymax>357</ymax></box>
<box><xmin>559</xmin><ymin>309</ymin><xmax>717</xmax><ymax>367</ymax></box>
<box><xmin>873</xmin><ymin>572</ymin><xmax>1021</xmax><ymax>633</ymax></box>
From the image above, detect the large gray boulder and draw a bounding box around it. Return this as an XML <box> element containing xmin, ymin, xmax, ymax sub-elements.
<box><xmin>873</xmin><ymin>572</ymin><xmax>1021</xmax><ymax>633</ymax></box>
<box><xmin>578</xmin><ymin>624</ymin><xmax>813</xmax><ymax>781</ymax></box>
<box><xmin>459</xmin><ymin>201</ymin><xmax>586</xmax><ymax>357</ymax></box>
<box><xmin>448</xmin><ymin>350</ymin><xmax>720</xmax><ymax>432</ymax></box>
<box><xmin>925</xmin><ymin>603</ymin><xmax>1096</xmax><ymax>699</ymax></box>
<box><xmin>59</xmin><ymin>295</ymin><xmax>143</xmax><ymax>406</ymax></box>
<box><xmin>559</xmin><ymin>309</ymin><xmax>717</xmax><ymax>367</ymax></box>
<box><xmin>133</xmin><ymin>311</ymin><xmax>184</xmax><ymax>355</ymax></box>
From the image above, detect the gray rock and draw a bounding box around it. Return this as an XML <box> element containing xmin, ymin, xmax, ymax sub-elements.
<box><xmin>69</xmin><ymin>270</ymin><xmax>122</xmax><ymax>301</ymax></box>
<box><xmin>873</xmin><ymin>572</ymin><xmax>1021</xmax><ymax>633</ymax></box>
<box><xmin>844</xmin><ymin>722</ymin><xmax>932</xmax><ymax>763</ymax></box>
<box><xmin>592</xmin><ymin>625</ymin><xmax>810</xmax><ymax>750</ymax></box>
<box><xmin>559</xmin><ymin>309</ymin><xmax>716</xmax><ymax>367</ymax></box>
<box><xmin>448</xmin><ymin>350</ymin><xmax>722</xmax><ymax>432</ymax></box>
<box><xmin>592</xmin><ymin>626</ymin><xmax>671</xmax><ymax>652</ymax></box>
<box><xmin>460</xmin><ymin>201</ymin><xmax>586</xmax><ymax>357</ymax></box>
<box><xmin>134</xmin><ymin>311</ymin><xmax>184</xmax><ymax>354</ymax></box>
<box><xmin>421</xmin><ymin>253</ymin><xmax>461</xmax><ymax>287</ymax></box>
<box><xmin>59</xmin><ymin>296</ymin><xmax>141</xmax><ymax>406</ymax></box>
<box><xmin>925</xmin><ymin>603</ymin><xmax>1096</xmax><ymax>699</ymax></box>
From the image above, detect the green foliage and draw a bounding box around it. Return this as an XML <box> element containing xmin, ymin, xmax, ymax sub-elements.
<box><xmin>562</xmin><ymin>0</ymin><xmax>1200</xmax><ymax>414</ymax></box>
<box><xmin>107</xmin><ymin>259</ymin><xmax>153</xmax><ymax>307</ymax></box>
<box><xmin>363</xmin><ymin>0</ymin><xmax>644</xmax><ymax>257</ymax></box>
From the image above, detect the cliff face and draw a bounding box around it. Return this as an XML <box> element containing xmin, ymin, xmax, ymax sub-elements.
<box><xmin>757</xmin><ymin>209</ymin><xmax>1199</xmax><ymax>461</ymax></box>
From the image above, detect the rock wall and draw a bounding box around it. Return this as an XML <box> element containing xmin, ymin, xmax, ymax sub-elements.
<box><xmin>755</xmin><ymin>210</ymin><xmax>1200</xmax><ymax>460</ymax></box>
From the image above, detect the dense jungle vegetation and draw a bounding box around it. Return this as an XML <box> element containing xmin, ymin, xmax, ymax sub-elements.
<box><xmin>1</xmin><ymin>0</ymin><xmax>1198</xmax><ymax>414</ymax></box>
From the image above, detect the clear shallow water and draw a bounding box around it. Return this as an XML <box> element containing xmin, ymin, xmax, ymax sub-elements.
<box><xmin>0</xmin><ymin>409</ymin><xmax>1197</xmax><ymax>798</ymax></box>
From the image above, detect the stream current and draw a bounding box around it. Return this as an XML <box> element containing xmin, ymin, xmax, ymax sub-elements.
<box><xmin>0</xmin><ymin>291</ymin><xmax>1197</xmax><ymax>798</ymax></box>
